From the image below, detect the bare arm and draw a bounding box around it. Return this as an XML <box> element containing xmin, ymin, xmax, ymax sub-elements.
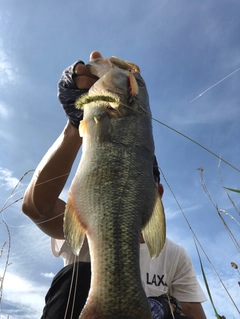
<box><xmin>181</xmin><ymin>302</ymin><xmax>207</xmax><ymax>319</ymax></box>
<box><xmin>22</xmin><ymin>51</ymin><xmax>102</xmax><ymax>239</ymax></box>
<box><xmin>22</xmin><ymin>122</ymin><xmax>82</xmax><ymax>239</ymax></box>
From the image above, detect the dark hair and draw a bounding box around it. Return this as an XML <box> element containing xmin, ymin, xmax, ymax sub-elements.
<box><xmin>153</xmin><ymin>155</ymin><xmax>160</xmax><ymax>183</ymax></box>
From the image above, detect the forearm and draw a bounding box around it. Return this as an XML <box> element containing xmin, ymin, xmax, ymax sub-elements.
<box><xmin>181</xmin><ymin>302</ymin><xmax>207</xmax><ymax>319</ymax></box>
<box><xmin>22</xmin><ymin>121</ymin><xmax>82</xmax><ymax>236</ymax></box>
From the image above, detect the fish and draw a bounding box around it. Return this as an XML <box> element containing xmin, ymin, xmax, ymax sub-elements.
<box><xmin>63</xmin><ymin>56</ymin><xmax>166</xmax><ymax>319</ymax></box>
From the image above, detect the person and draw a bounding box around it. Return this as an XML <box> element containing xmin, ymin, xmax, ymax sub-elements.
<box><xmin>22</xmin><ymin>51</ymin><xmax>207</xmax><ymax>319</ymax></box>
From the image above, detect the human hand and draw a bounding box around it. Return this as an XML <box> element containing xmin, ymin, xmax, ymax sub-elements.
<box><xmin>58</xmin><ymin>51</ymin><xmax>102</xmax><ymax>128</ymax></box>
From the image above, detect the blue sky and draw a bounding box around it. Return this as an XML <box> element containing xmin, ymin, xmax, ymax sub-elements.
<box><xmin>0</xmin><ymin>0</ymin><xmax>240</xmax><ymax>318</ymax></box>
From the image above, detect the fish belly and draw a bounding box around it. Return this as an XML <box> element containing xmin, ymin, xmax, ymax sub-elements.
<box><xmin>68</xmin><ymin>144</ymin><xmax>154</xmax><ymax>319</ymax></box>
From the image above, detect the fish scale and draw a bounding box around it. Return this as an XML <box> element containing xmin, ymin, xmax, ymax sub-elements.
<box><xmin>63</xmin><ymin>58</ymin><xmax>166</xmax><ymax>318</ymax></box>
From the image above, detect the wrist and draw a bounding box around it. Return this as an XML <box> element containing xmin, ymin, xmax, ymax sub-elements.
<box><xmin>148</xmin><ymin>294</ymin><xmax>182</xmax><ymax>318</ymax></box>
<box><xmin>57</xmin><ymin>121</ymin><xmax>82</xmax><ymax>156</ymax></box>
<box><xmin>148</xmin><ymin>297</ymin><xmax>171</xmax><ymax>318</ymax></box>
<box><xmin>162</xmin><ymin>294</ymin><xmax>182</xmax><ymax>316</ymax></box>
<box><xmin>64</xmin><ymin>121</ymin><xmax>82</xmax><ymax>139</ymax></box>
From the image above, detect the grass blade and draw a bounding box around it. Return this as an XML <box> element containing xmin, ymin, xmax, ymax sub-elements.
<box><xmin>223</xmin><ymin>188</ymin><xmax>240</xmax><ymax>194</ymax></box>
<box><xmin>194</xmin><ymin>239</ymin><xmax>223</xmax><ymax>319</ymax></box>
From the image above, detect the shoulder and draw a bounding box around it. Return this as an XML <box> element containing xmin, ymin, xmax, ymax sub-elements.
<box><xmin>161</xmin><ymin>238</ymin><xmax>184</xmax><ymax>260</ymax></box>
<box><xmin>164</xmin><ymin>238</ymin><xmax>185</xmax><ymax>251</ymax></box>
<box><xmin>166</xmin><ymin>239</ymin><xmax>194</xmax><ymax>276</ymax></box>
<box><xmin>140</xmin><ymin>238</ymin><xmax>184</xmax><ymax>265</ymax></box>
<box><xmin>164</xmin><ymin>238</ymin><xmax>179</xmax><ymax>250</ymax></box>
<box><xmin>164</xmin><ymin>238</ymin><xmax>191</xmax><ymax>262</ymax></box>
<box><xmin>163</xmin><ymin>242</ymin><xmax>207</xmax><ymax>303</ymax></box>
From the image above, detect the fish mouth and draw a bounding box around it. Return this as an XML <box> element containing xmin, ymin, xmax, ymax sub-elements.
<box><xmin>75</xmin><ymin>69</ymin><xmax>139</xmax><ymax>117</ymax></box>
<box><xmin>75</xmin><ymin>92</ymin><xmax>121</xmax><ymax>115</ymax></box>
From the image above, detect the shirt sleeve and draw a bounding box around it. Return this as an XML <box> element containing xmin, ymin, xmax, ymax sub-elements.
<box><xmin>170</xmin><ymin>245</ymin><xmax>207</xmax><ymax>303</ymax></box>
<box><xmin>51</xmin><ymin>238</ymin><xmax>65</xmax><ymax>257</ymax></box>
<box><xmin>51</xmin><ymin>237</ymin><xmax>91</xmax><ymax>266</ymax></box>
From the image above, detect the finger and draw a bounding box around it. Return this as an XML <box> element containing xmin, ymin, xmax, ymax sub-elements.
<box><xmin>74</xmin><ymin>75</ymin><xmax>98</xmax><ymax>89</ymax></box>
<box><xmin>74</xmin><ymin>63</ymin><xmax>91</xmax><ymax>76</ymax></box>
<box><xmin>74</xmin><ymin>63</ymin><xmax>99</xmax><ymax>79</ymax></box>
<box><xmin>90</xmin><ymin>51</ymin><xmax>102</xmax><ymax>60</ymax></box>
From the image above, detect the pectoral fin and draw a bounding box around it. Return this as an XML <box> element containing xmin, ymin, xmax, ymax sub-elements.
<box><xmin>79</xmin><ymin>120</ymin><xmax>87</xmax><ymax>137</ymax></box>
<box><xmin>63</xmin><ymin>197</ymin><xmax>86</xmax><ymax>256</ymax></box>
<box><xmin>142</xmin><ymin>188</ymin><xmax>166</xmax><ymax>258</ymax></box>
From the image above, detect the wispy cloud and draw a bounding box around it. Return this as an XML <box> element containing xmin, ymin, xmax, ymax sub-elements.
<box><xmin>0</xmin><ymin>129</ymin><xmax>14</xmax><ymax>142</ymax></box>
<box><xmin>171</xmin><ymin>98</ymin><xmax>239</xmax><ymax>125</ymax></box>
<box><xmin>0</xmin><ymin>167</ymin><xmax>20</xmax><ymax>190</ymax></box>
<box><xmin>199</xmin><ymin>270</ymin><xmax>240</xmax><ymax>318</ymax></box>
<box><xmin>41</xmin><ymin>272</ymin><xmax>55</xmax><ymax>278</ymax></box>
<box><xmin>0</xmin><ymin>102</ymin><xmax>12</xmax><ymax>119</ymax></box>
<box><xmin>0</xmin><ymin>46</ymin><xmax>17</xmax><ymax>86</ymax></box>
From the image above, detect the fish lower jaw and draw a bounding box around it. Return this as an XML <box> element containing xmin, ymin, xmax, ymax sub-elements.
<box><xmin>76</xmin><ymin>91</ymin><xmax>119</xmax><ymax>109</ymax></box>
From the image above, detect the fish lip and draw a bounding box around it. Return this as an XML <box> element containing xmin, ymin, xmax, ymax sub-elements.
<box><xmin>76</xmin><ymin>90</ymin><xmax>122</xmax><ymax>115</ymax></box>
<box><xmin>90</xmin><ymin>91</ymin><xmax>122</xmax><ymax>116</ymax></box>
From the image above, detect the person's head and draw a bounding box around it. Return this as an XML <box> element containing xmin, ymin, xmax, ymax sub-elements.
<box><xmin>153</xmin><ymin>155</ymin><xmax>164</xmax><ymax>198</ymax></box>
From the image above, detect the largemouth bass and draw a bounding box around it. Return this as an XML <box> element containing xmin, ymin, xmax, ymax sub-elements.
<box><xmin>64</xmin><ymin>56</ymin><xmax>166</xmax><ymax>319</ymax></box>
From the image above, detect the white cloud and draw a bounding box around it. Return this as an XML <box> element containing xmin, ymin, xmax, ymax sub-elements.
<box><xmin>0</xmin><ymin>102</ymin><xmax>12</xmax><ymax>119</ymax></box>
<box><xmin>0</xmin><ymin>44</ymin><xmax>17</xmax><ymax>86</ymax></box>
<box><xmin>0</xmin><ymin>167</ymin><xmax>20</xmax><ymax>190</ymax></box>
<box><xmin>0</xmin><ymin>129</ymin><xmax>13</xmax><ymax>142</ymax></box>
<box><xmin>41</xmin><ymin>272</ymin><xmax>55</xmax><ymax>278</ymax></box>
<box><xmin>0</xmin><ymin>270</ymin><xmax>47</xmax><ymax>319</ymax></box>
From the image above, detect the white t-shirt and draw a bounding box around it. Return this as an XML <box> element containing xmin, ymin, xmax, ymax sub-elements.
<box><xmin>51</xmin><ymin>237</ymin><xmax>206</xmax><ymax>303</ymax></box>
<box><xmin>51</xmin><ymin>237</ymin><xmax>90</xmax><ymax>266</ymax></box>
<box><xmin>140</xmin><ymin>238</ymin><xmax>206</xmax><ymax>302</ymax></box>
